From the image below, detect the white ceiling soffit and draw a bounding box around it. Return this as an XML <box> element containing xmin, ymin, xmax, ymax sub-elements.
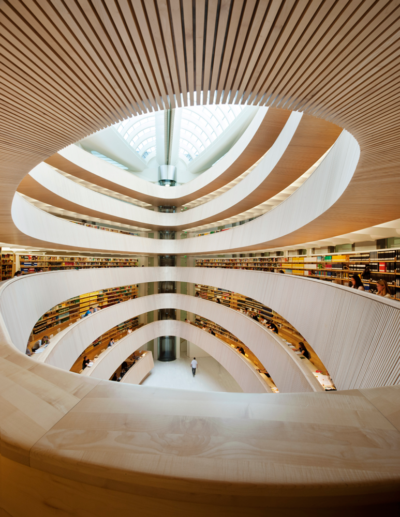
<box><xmin>79</xmin><ymin>127</ymin><xmax>147</xmax><ymax>172</ymax></box>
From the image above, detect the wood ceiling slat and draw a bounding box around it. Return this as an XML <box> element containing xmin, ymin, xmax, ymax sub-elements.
<box><xmin>88</xmin><ymin>0</ymin><xmax>151</xmax><ymax>113</ymax></box>
<box><xmin>0</xmin><ymin>41</ymin><xmax>115</xmax><ymax>127</ymax></box>
<box><xmin>0</xmin><ymin>80</ymin><xmax>84</xmax><ymax>135</ymax></box>
<box><xmin>195</xmin><ymin>0</ymin><xmax>206</xmax><ymax>104</ymax></box>
<box><xmin>202</xmin><ymin>0</ymin><xmax>218</xmax><ymax>102</ymax></box>
<box><xmin>242</xmin><ymin>0</ymin><xmax>298</xmax><ymax>106</ymax></box>
<box><xmin>1</xmin><ymin>62</ymin><xmax>100</xmax><ymax>128</ymax></box>
<box><xmin>0</xmin><ymin>28</ymin><xmax>120</xmax><ymax>126</ymax></box>
<box><xmin>169</xmin><ymin>0</ymin><xmax>189</xmax><ymax>106</ymax></box>
<box><xmin>296</xmin><ymin>11</ymin><xmax>400</xmax><ymax>114</ymax></box>
<box><xmin>130</xmin><ymin>1</ymin><xmax>171</xmax><ymax>108</ymax></box>
<box><xmin>116</xmin><ymin>0</ymin><xmax>164</xmax><ymax>109</ymax></box>
<box><xmin>56</xmin><ymin>0</ymin><xmax>136</xmax><ymax>118</ymax></box>
<box><xmin>221</xmin><ymin>0</ymin><xmax>269</xmax><ymax>104</ymax></box>
<box><xmin>237</xmin><ymin>0</ymin><xmax>308</xmax><ymax>106</ymax></box>
<box><xmin>182</xmin><ymin>0</ymin><xmax>195</xmax><ymax>105</ymax></box>
<box><xmin>7</xmin><ymin>0</ymin><xmax>132</xmax><ymax>119</ymax></box>
<box><xmin>255</xmin><ymin>0</ymin><xmax>332</xmax><ymax>108</ymax></box>
<box><xmin>316</xmin><ymin>62</ymin><xmax>400</xmax><ymax>120</ymax></box>
<box><xmin>214</xmin><ymin>0</ymin><xmax>245</xmax><ymax>105</ymax></box>
<box><xmin>209</xmin><ymin>0</ymin><xmax>231</xmax><ymax>102</ymax></box>
<box><xmin>299</xmin><ymin>42</ymin><xmax>400</xmax><ymax>117</ymax></box>
<box><xmin>156</xmin><ymin>0</ymin><xmax>184</xmax><ymax>108</ymax></box>
<box><xmin>265</xmin><ymin>0</ymin><xmax>365</xmax><ymax>108</ymax></box>
<box><xmin>103</xmin><ymin>0</ymin><xmax>156</xmax><ymax>111</ymax></box>
<box><xmin>294</xmin><ymin>0</ymin><xmax>398</xmax><ymax>111</ymax></box>
<box><xmin>141</xmin><ymin>0</ymin><xmax>178</xmax><ymax>109</ymax></box>
<box><xmin>0</xmin><ymin>20</ymin><xmax>123</xmax><ymax>123</ymax></box>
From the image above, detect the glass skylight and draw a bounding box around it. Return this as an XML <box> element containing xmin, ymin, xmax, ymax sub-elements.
<box><xmin>179</xmin><ymin>105</ymin><xmax>243</xmax><ymax>163</ymax></box>
<box><xmin>91</xmin><ymin>151</ymin><xmax>129</xmax><ymax>170</ymax></box>
<box><xmin>114</xmin><ymin>105</ymin><xmax>244</xmax><ymax>164</ymax></box>
<box><xmin>116</xmin><ymin>113</ymin><xmax>156</xmax><ymax>161</ymax></box>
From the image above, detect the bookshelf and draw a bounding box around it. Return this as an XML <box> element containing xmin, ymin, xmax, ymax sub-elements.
<box><xmin>29</xmin><ymin>284</ymin><xmax>139</xmax><ymax>347</ymax></box>
<box><xmin>1</xmin><ymin>251</ymin><xmax>16</xmax><ymax>281</ymax></box>
<box><xmin>190</xmin><ymin>317</ymin><xmax>278</xmax><ymax>392</ymax></box>
<box><xmin>71</xmin><ymin>220</ymin><xmax>141</xmax><ymax>236</ymax></box>
<box><xmin>194</xmin><ymin>284</ymin><xmax>334</xmax><ymax>387</ymax></box>
<box><xmin>196</xmin><ymin>249</ymin><xmax>400</xmax><ymax>299</ymax></box>
<box><xmin>18</xmin><ymin>254</ymin><xmax>138</xmax><ymax>275</ymax></box>
<box><xmin>70</xmin><ymin>318</ymin><xmax>142</xmax><ymax>373</ymax></box>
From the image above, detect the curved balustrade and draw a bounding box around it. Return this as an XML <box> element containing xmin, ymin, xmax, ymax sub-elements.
<box><xmin>80</xmin><ymin>319</ymin><xmax>269</xmax><ymax>393</ymax></box>
<box><xmin>12</xmin><ymin>130</ymin><xmax>359</xmax><ymax>254</ymax></box>
<box><xmin>21</xmin><ymin>113</ymin><xmax>341</xmax><ymax>232</ymax></box>
<box><xmin>120</xmin><ymin>350</ymin><xmax>154</xmax><ymax>385</ymax></box>
<box><xmin>44</xmin><ymin>108</ymin><xmax>288</xmax><ymax>206</ymax></box>
<box><xmin>32</xmin><ymin>293</ymin><xmax>315</xmax><ymax>393</ymax></box>
<box><xmin>1</xmin><ymin>268</ymin><xmax>398</xmax><ymax>392</ymax></box>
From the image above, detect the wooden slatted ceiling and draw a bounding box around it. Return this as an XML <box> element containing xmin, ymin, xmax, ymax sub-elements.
<box><xmin>0</xmin><ymin>0</ymin><xmax>400</xmax><ymax>250</ymax></box>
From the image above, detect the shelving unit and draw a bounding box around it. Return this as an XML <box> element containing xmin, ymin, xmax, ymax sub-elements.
<box><xmin>195</xmin><ymin>284</ymin><xmax>303</xmax><ymax>343</ymax></box>
<box><xmin>196</xmin><ymin>249</ymin><xmax>400</xmax><ymax>299</ymax></box>
<box><xmin>1</xmin><ymin>251</ymin><xmax>16</xmax><ymax>281</ymax></box>
<box><xmin>71</xmin><ymin>220</ymin><xmax>141</xmax><ymax>236</ymax></box>
<box><xmin>195</xmin><ymin>284</ymin><xmax>332</xmax><ymax>383</ymax></box>
<box><xmin>29</xmin><ymin>284</ymin><xmax>139</xmax><ymax>347</ymax></box>
<box><xmin>19</xmin><ymin>254</ymin><xmax>138</xmax><ymax>275</ymax></box>
<box><xmin>71</xmin><ymin>318</ymin><xmax>142</xmax><ymax>373</ymax></box>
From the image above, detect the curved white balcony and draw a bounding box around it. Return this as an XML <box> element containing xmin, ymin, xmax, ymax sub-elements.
<box><xmin>33</xmin><ymin>293</ymin><xmax>317</xmax><ymax>393</ymax></box>
<box><xmin>12</xmin><ymin>130</ymin><xmax>359</xmax><ymax>254</ymax></box>
<box><xmin>120</xmin><ymin>350</ymin><xmax>154</xmax><ymax>385</ymax></box>
<box><xmin>1</xmin><ymin>267</ymin><xmax>397</xmax><ymax>391</ymax></box>
<box><xmin>44</xmin><ymin>108</ymin><xmax>287</xmax><ymax>206</ymax></box>
<box><xmin>79</xmin><ymin>319</ymin><xmax>270</xmax><ymax>393</ymax></box>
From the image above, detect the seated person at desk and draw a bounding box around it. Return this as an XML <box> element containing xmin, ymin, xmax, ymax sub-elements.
<box><xmin>25</xmin><ymin>347</ymin><xmax>32</xmax><ymax>356</ymax></box>
<box><xmin>268</xmin><ymin>322</ymin><xmax>279</xmax><ymax>334</ymax></box>
<box><xmin>350</xmin><ymin>274</ymin><xmax>365</xmax><ymax>291</ymax></box>
<box><xmin>82</xmin><ymin>355</ymin><xmax>90</xmax><ymax>369</ymax></box>
<box><xmin>237</xmin><ymin>346</ymin><xmax>246</xmax><ymax>355</ymax></box>
<box><xmin>14</xmin><ymin>270</ymin><xmax>22</xmax><ymax>277</ymax></box>
<box><xmin>107</xmin><ymin>339</ymin><xmax>115</xmax><ymax>348</ymax></box>
<box><xmin>297</xmin><ymin>342</ymin><xmax>311</xmax><ymax>360</ymax></box>
<box><xmin>82</xmin><ymin>307</ymin><xmax>94</xmax><ymax>317</ymax></box>
<box><xmin>376</xmin><ymin>279</ymin><xmax>393</xmax><ymax>298</ymax></box>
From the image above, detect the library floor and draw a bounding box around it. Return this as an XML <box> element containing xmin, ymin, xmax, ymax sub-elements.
<box><xmin>141</xmin><ymin>355</ymin><xmax>243</xmax><ymax>393</ymax></box>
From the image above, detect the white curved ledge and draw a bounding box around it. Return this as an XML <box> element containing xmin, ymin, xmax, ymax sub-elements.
<box><xmin>34</xmin><ymin>293</ymin><xmax>316</xmax><ymax>393</ymax></box>
<box><xmin>12</xmin><ymin>130</ymin><xmax>359</xmax><ymax>254</ymax></box>
<box><xmin>82</xmin><ymin>320</ymin><xmax>269</xmax><ymax>393</ymax></box>
<box><xmin>1</xmin><ymin>267</ymin><xmax>397</xmax><ymax>391</ymax></box>
<box><xmin>53</xmin><ymin>107</ymin><xmax>269</xmax><ymax>205</ymax></box>
<box><xmin>120</xmin><ymin>351</ymin><xmax>154</xmax><ymax>385</ymax></box>
<box><xmin>24</xmin><ymin>112</ymin><xmax>302</xmax><ymax>231</ymax></box>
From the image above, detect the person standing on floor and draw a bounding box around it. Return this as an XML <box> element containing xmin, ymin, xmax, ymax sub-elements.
<box><xmin>191</xmin><ymin>357</ymin><xmax>198</xmax><ymax>377</ymax></box>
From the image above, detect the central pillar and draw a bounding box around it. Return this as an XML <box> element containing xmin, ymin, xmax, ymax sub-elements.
<box><xmin>158</xmin><ymin>223</ymin><xmax>177</xmax><ymax>361</ymax></box>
